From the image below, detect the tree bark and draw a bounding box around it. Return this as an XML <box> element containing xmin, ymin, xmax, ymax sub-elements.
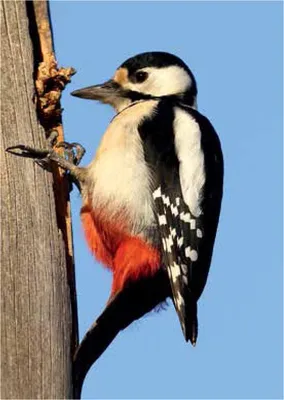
<box><xmin>1</xmin><ymin>1</ymin><xmax>77</xmax><ymax>398</ymax></box>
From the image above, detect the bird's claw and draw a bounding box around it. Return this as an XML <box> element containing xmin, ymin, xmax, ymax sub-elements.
<box><xmin>6</xmin><ymin>142</ymin><xmax>81</xmax><ymax>176</ymax></box>
<box><xmin>55</xmin><ymin>141</ymin><xmax>86</xmax><ymax>166</ymax></box>
<box><xmin>6</xmin><ymin>129</ymin><xmax>59</xmax><ymax>160</ymax></box>
<box><xmin>6</xmin><ymin>136</ymin><xmax>85</xmax><ymax>194</ymax></box>
<box><xmin>6</xmin><ymin>144</ymin><xmax>51</xmax><ymax>159</ymax></box>
<box><xmin>6</xmin><ymin>137</ymin><xmax>85</xmax><ymax>169</ymax></box>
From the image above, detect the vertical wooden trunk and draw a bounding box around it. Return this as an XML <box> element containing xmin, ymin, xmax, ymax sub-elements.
<box><xmin>1</xmin><ymin>1</ymin><xmax>75</xmax><ymax>398</ymax></box>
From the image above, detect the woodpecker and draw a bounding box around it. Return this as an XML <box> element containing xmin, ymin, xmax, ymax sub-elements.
<box><xmin>7</xmin><ymin>51</ymin><xmax>223</xmax><ymax>398</ymax></box>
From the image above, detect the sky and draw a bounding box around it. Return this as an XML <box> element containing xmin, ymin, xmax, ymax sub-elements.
<box><xmin>49</xmin><ymin>1</ymin><xmax>283</xmax><ymax>399</ymax></box>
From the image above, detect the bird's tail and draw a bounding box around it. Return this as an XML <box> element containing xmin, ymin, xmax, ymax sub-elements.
<box><xmin>72</xmin><ymin>268</ymin><xmax>170</xmax><ymax>399</ymax></box>
<box><xmin>183</xmin><ymin>299</ymin><xmax>198</xmax><ymax>346</ymax></box>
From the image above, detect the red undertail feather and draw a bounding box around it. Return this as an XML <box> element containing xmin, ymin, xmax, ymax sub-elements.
<box><xmin>80</xmin><ymin>204</ymin><xmax>161</xmax><ymax>296</ymax></box>
<box><xmin>112</xmin><ymin>237</ymin><xmax>160</xmax><ymax>295</ymax></box>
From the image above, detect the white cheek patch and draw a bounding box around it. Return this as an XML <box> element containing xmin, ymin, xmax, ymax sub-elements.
<box><xmin>125</xmin><ymin>66</ymin><xmax>192</xmax><ymax>98</ymax></box>
<box><xmin>174</xmin><ymin>107</ymin><xmax>205</xmax><ymax>217</ymax></box>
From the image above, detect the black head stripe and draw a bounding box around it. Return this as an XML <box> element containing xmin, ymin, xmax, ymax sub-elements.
<box><xmin>123</xmin><ymin>90</ymin><xmax>153</xmax><ymax>102</ymax></box>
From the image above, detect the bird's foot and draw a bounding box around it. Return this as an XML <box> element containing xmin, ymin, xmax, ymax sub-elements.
<box><xmin>6</xmin><ymin>131</ymin><xmax>86</xmax><ymax>189</ymax></box>
<box><xmin>55</xmin><ymin>141</ymin><xmax>86</xmax><ymax>166</ymax></box>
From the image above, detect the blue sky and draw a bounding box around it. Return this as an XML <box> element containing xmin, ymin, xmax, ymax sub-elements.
<box><xmin>49</xmin><ymin>1</ymin><xmax>282</xmax><ymax>399</ymax></box>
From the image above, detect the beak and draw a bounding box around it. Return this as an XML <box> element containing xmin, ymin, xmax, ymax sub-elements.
<box><xmin>71</xmin><ymin>79</ymin><xmax>123</xmax><ymax>103</ymax></box>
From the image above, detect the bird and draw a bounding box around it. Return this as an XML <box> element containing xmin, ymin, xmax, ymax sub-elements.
<box><xmin>7</xmin><ymin>51</ymin><xmax>224</xmax><ymax>398</ymax></box>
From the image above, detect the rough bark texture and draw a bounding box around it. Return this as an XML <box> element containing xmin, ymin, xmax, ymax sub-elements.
<box><xmin>1</xmin><ymin>1</ymin><xmax>75</xmax><ymax>398</ymax></box>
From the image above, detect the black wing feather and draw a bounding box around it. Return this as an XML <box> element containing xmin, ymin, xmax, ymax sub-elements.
<box><xmin>153</xmin><ymin>186</ymin><xmax>200</xmax><ymax>343</ymax></box>
<box><xmin>139</xmin><ymin>100</ymin><xmax>223</xmax><ymax>344</ymax></box>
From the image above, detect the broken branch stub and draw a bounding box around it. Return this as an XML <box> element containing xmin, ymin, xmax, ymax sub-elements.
<box><xmin>35</xmin><ymin>54</ymin><xmax>76</xmax><ymax>130</ymax></box>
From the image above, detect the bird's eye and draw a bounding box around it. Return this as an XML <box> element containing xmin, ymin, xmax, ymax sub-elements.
<box><xmin>134</xmin><ymin>71</ymin><xmax>148</xmax><ymax>83</ymax></box>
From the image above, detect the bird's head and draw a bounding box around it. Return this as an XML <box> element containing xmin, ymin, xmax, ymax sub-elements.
<box><xmin>71</xmin><ymin>52</ymin><xmax>197</xmax><ymax>112</ymax></box>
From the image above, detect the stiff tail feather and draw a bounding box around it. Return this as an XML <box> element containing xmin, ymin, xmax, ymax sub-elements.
<box><xmin>73</xmin><ymin>268</ymin><xmax>170</xmax><ymax>399</ymax></box>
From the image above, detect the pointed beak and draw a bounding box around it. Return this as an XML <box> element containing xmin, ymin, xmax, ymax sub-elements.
<box><xmin>71</xmin><ymin>79</ymin><xmax>123</xmax><ymax>103</ymax></box>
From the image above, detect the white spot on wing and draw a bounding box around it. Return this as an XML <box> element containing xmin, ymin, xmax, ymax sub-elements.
<box><xmin>197</xmin><ymin>228</ymin><xmax>203</xmax><ymax>238</ymax></box>
<box><xmin>158</xmin><ymin>215</ymin><xmax>167</xmax><ymax>225</ymax></box>
<box><xmin>171</xmin><ymin>262</ymin><xmax>181</xmax><ymax>283</ymax></box>
<box><xmin>162</xmin><ymin>194</ymin><xmax>170</xmax><ymax>206</ymax></box>
<box><xmin>174</xmin><ymin>108</ymin><xmax>205</xmax><ymax>217</ymax></box>
<box><xmin>153</xmin><ymin>187</ymin><xmax>162</xmax><ymax>199</ymax></box>
<box><xmin>170</xmin><ymin>204</ymin><xmax>178</xmax><ymax>216</ymax></box>
<box><xmin>175</xmin><ymin>291</ymin><xmax>185</xmax><ymax>308</ymax></box>
<box><xmin>185</xmin><ymin>247</ymin><xmax>198</xmax><ymax>261</ymax></box>
<box><xmin>170</xmin><ymin>228</ymin><xmax>177</xmax><ymax>238</ymax></box>
<box><xmin>180</xmin><ymin>212</ymin><xmax>191</xmax><ymax>222</ymax></box>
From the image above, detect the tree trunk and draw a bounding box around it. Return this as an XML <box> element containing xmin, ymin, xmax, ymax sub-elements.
<box><xmin>1</xmin><ymin>1</ymin><xmax>77</xmax><ymax>398</ymax></box>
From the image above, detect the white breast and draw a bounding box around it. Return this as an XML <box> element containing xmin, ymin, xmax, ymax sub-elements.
<box><xmin>87</xmin><ymin>100</ymin><xmax>158</xmax><ymax>233</ymax></box>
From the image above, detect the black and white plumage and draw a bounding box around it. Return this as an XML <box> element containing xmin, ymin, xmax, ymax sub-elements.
<box><xmin>70</xmin><ymin>51</ymin><xmax>223</xmax><ymax>380</ymax></box>
<box><xmin>138</xmin><ymin>99</ymin><xmax>223</xmax><ymax>343</ymax></box>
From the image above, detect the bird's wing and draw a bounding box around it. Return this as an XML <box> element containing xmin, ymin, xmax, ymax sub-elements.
<box><xmin>139</xmin><ymin>101</ymin><xmax>223</xmax><ymax>343</ymax></box>
<box><xmin>153</xmin><ymin>184</ymin><xmax>202</xmax><ymax>343</ymax></box>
